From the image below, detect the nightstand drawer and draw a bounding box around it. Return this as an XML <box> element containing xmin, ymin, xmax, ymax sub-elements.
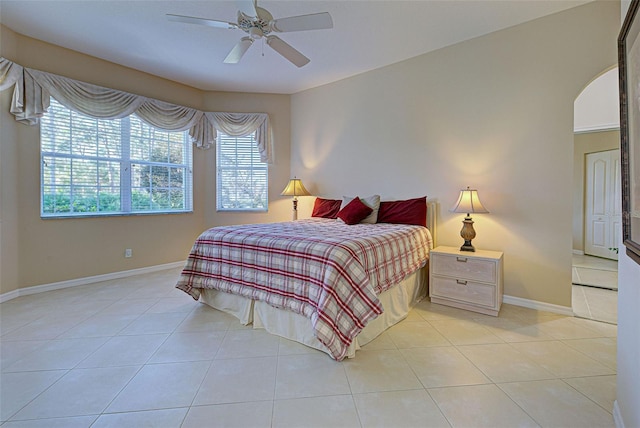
<box><xmin>431</xmin><ymin>254</ymin><xmax>496</xmax><ymax>283</ymax></box>
<box><xmin>430</xmin><ymin>276</ymin><xmax>496</xmax><ymax>308</ymax></box>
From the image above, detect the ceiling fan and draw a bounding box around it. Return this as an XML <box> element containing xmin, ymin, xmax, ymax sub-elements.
<box><xmin>167</xmin><ymin>0</ymin><xmax>333</xmax><ymax>67</ymax></box>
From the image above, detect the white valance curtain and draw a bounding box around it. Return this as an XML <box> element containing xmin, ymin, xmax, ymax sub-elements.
<box><xmin>0</xmin><ymin>57</ymin><xmax>273</xmax><ymax>163</ymax></box>
<box><xmin>205</xmin><ymin>112</ymin><xmax>272</xmax><ymax>165</ymax></box>
<box><xmin>0</xmin><ymin>59</ymin><xmax>22</xmax><ymax>91</ymax></box>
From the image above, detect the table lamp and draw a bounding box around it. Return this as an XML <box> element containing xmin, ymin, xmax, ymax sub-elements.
<box><xmin>450</xmin><ymin>186</ymin><xmax>489</xmax><ymax>252</ymax></box>
<box><xmin>281</xmin><ymin>177</ymin><xmax>311</xmax><ymax>220</ymax></box>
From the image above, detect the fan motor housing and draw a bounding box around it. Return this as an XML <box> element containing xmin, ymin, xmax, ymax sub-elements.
<box><xmin>238</xmin><ymin>7</ymin><xmax>273</xmax><ymax>37</ymax></box>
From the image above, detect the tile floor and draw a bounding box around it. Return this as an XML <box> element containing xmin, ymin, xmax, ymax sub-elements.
<box><xmin>1</xmin><ymin>268</ymin><xmax>617</xmax><ymax>427</ymax></box>
<box><xmin>572</xmin><ymin>254</ymin><xmax>618</xmax><ymax>290</ymax></box>
<box><xmin>572</xmin><ymin>254</ymin><xmax>618</xmax><ymax>325</ymax></box>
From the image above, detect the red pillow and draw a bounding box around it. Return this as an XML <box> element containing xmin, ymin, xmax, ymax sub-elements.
<box><xmin>377</xmin><ymin>196</ymin><xmax>427</xmax><ymax>227</ymax></box>
<box><xmin>311</xmin><ymin>197</ymin><xmax>342</xmax><ymax>219</ymax></box>
<box><xmin>337</xmin><ymin>197</ymin><xmax>373</xmax><ymax>225</ymax></box>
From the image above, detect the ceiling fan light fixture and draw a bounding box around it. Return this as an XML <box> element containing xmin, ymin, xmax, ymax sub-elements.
<box><xmin>249</xmin><ymin>27</ymin><xmax>263</xmax><ymax>39</ymax></box>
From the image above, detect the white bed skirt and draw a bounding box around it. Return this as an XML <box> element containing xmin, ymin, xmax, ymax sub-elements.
<box><xmin>200</xmin><ymin>266</ymin><xmax>428</xmax><ymax>359</ymax></box>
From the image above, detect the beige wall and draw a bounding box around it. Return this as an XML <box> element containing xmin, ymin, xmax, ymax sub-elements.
<box><xmin>0</xmin><ymin>26</ymin><xmax>20</xmax><ymax>295</ymax></box>
<box><xmin>0</xmin><ymin>27</ymin><xmax>291</xmax><ymax>293</ymax></box>
<box><xmin>291</xmin><ymin>1</ymin><xmax>619</xmax><ymax>308</ymax></box>
<box><xmin>572</xmin><ymin>130</ymin><xmax>620</xmax><ymax>252</ymax></box>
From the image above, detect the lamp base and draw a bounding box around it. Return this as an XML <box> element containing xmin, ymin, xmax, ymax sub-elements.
<box><xmin>460</xmin><ymin>240</ymin><xmax>475</xmax><ymax>252</ymax></box>
<box><xmin>459</xmin><ymin>216</ymin><xmax>477</xmax><ymax>252</ymax></box>
<box><xmin>292</xmin><ymin>198</ymin><xmax>298</xmax><ymax>221</ymax></box>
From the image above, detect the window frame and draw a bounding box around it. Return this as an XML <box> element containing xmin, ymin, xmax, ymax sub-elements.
<box><xmin>40</xmin><ymin>98</ymin><xmax>193</xmax><ymax>218</ymax></box>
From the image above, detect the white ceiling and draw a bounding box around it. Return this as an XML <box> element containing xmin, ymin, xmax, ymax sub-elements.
<box><xmin>0</xmin><ymin>0</ymin><xmax>591</xmax><ymax>94</ymax></box>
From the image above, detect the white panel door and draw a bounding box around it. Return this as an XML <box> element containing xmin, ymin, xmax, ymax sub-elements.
<box><xmin>585</xmin><ymin>149</ymin><xmax>621</xmax><ymax>260</ymax></box>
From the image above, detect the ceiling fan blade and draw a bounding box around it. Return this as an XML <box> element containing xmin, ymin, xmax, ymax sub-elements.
<box><xmin>167</xmin><ymin>14</ymin><xmax>237</xmax><ymax>29</ymax></box>
<box><xmin>236</xmin><ymin>0</ymin><xmax>258</xmax><ymax>18</ymax></box>
<box><xmin>271</xmin><ymin>12</ymin><xmax>333</xmax><ymax>33</ymax></box>
<box><xmin>266</xmin><ymin>35</ymin><xmax>310</xmax><ymax>68</ymax></box>
<box><xmin>224</xmin><ymin>37</ymin><xmax>254</xmax><ymax>64</ymax></box>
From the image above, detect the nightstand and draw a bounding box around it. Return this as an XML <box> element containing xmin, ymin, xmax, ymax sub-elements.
<box><xmin>429</xmin><ymin>246</ymin><xmax>504</xmax><ymax>316</ymax></box>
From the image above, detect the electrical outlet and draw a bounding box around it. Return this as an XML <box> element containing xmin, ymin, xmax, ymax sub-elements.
<box><xmin>125</xmin><ymin>248</ymin><xmax>132</xmax><ymax>258</ymax></box>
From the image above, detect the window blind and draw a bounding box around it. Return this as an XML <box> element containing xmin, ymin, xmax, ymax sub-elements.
<box><xmin>216</xmin><ymin>132</ymin><xmax>268</xmax><ymax>211</ymax></box>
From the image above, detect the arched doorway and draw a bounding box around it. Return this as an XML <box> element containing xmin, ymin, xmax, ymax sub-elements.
<box><xmin>572</xmin><ymin>67</ymin><xmax>619</xmax><ymax>324</ymax></box>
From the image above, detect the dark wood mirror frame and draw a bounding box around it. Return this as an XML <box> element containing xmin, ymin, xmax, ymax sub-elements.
<box><xmin>619</xmin><ymin>0</ymin><xmax>640</xmax><ymax>265</ymax></box>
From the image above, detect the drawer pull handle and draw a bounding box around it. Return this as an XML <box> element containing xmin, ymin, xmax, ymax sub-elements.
<box><xmin>456</xmin><ymin>280</ymin><xmax>468</xmax><ymax>285</ymax></box>
<box><xmin>456</xmin><ymin>257</ymin><xmax>468</xmax><ymax>262</ymax></box>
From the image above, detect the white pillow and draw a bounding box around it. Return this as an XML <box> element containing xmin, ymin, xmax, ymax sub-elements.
<box><xmin>340</xmin><ymin>195</ymin><xmax>381</xmax><ymax>224</ymax></box>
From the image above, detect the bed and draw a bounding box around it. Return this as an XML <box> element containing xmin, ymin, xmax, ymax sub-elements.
<box><xmin>176</xmin><ymin>199</ymin><xmax>436</xmax><ymax>360</ymax></box>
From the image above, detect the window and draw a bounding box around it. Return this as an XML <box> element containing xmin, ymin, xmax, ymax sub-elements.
<box><xmin>40</xmin><ymin>97</ymin><xmax>192</xmax><ymax>217</ymax></box>
<box><xmin>216</xmin><ymin>132</ymin><xmax>268</xmax><ymax>211</ymax></box>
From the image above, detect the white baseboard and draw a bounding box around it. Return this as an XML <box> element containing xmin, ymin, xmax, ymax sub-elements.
<box><xmin>0</xmin><ymin>288</ymin><xmax>20</xmax><ymax>303</ymax></box>
<box><xmin>0</xmin><ymin>261</ymin><xmax>185</xmax><ymax>303</ymax></box>
<box><xmin>572</xmin><ymin>249</ymin><xmax>585</xmax><ymax>255</ymax></box>
<box><xmin>2</xmin><ymin>264</ymin><xmax>576</xmax><ymax>318</ymax></box>
<box><xmin>503</xmin><ymin>294</ymin><xmax>574</xmax><ymax>316</ymax></box>
<box><xmin>613</xmin><ymin>400</ymin><xmax>625</xmax><ymax>428</ymax></box>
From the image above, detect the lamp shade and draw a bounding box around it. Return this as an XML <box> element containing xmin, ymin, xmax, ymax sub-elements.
<box><xmin>281</xmin><ymin>178</ymin><xmax>311</xmax><ymax>197</ymax></box>
<box><xmin>450</xmin><ymin>187</ymin><xmax>489</xmax><ymax>215</ymax></box>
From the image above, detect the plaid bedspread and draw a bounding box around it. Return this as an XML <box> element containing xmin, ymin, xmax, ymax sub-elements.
<box><xmin>176</xmin><ymin>218</ymin><xmax>433</xmax><ymax>360</ymax></box>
